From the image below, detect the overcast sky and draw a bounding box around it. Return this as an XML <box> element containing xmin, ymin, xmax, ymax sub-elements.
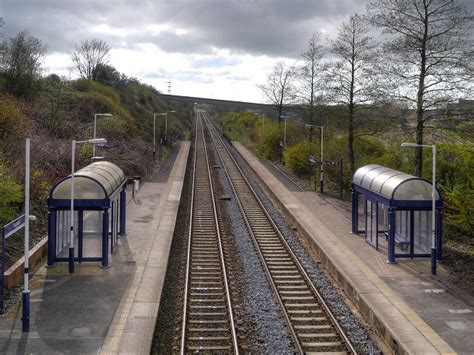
<box><xmin>1</xmin><ymin>0</ymin><xmax>472</xmax><ymax>102</ymax></box>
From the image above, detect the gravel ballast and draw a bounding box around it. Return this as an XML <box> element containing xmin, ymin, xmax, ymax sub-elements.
<box><xmin>153</xmin><ymin>123</ymin><xmax>380</xmax><ymax>353</ymax></box>
<box><xmin>222</xmin><ymin>139</ymin><xmax>380</xmax><ymax>354</ymax></box>
<box><xmin>209</xmin><ymin>143</ymin><xmax>294</xmax><ymax>354</ymax></box>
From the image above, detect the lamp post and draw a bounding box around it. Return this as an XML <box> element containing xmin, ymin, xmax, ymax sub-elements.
<box><xmin>306</xmin><ymin>124</ymin><xmax>324</xmax><ymax>193</ymax></box>
<box><xmin>164</xmin><ymin>110</ymin><xmax>176</xmax><ymax>138</ymax></box>
<box><xmin>153</xmin><ymin>113</ymin><xmax>159</xmax><ymax>157</ymax></box>
<box><xmin>401</xmin><ymin>142</ymin><xmax>437</xmax><ymax>275</ymax></box>
<box><xmin>92</xmin><ymin>113</ymin><xmax>112</xmax><ymax>159</ymax></box>
<box><xmin>280</xmin><ymin>114</ymin><xmax>289</xmax><ymax>147</ymax></box>
<box><xmin>309</xmin><ymin>155</ymin><xmax>316</xmax><ymax>191</ymax></box>
<box><xmin>155</xmin><ymin>110</ymin><xmax>176</xmax><ymax>151</ymax></box>
<box><xmin>259</xmin><ymin>114</ymin><xmax>265</xmax><ymax>153</ymax></box>
<box><xmin>70</xmin><ymin>138</ymin><xmax>107</xmax><ymax>273</ymax></box>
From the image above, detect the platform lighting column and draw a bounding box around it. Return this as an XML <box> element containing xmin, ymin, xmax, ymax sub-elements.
<box><xmin>320</xmin><ymin>125</ymin><xmax>324</xmax><ymax>193</ymax></box>
<box><xmin>401</xmin><ymin>142</ymin><xmax>437</xmax><ymax>274</ymax></box>
<box><xmin>22</xmin><ymin>138</ymin><xmax>31</xmax><ymax>332</ymax></box>
<box><xmin>305</xmin><ymin>124</ymin><xmax>324</xmax><ymax>193</ymax></box>
<box><xmin>92</xmin><ymin>113</ymin><xmax>112</xmax><ymax>159</ymax></box>
<box><xmin>164</xmin><ymin>110</ymin><xmax>176</xmax><ymax>146</ymax></box>
<box><xmin>153</xmin><ymin>113</ymin><xmax>158</xmax><ymax>157</ymax></box>
<box><xmin>70</xmin><ymin>138</ymin><xmax>107</xmax><ymax>274</ymax></box>
<box><xmin>283</xmin><ymin>116</ymin><xmax>288</xmax><ymax>147</ymax></box>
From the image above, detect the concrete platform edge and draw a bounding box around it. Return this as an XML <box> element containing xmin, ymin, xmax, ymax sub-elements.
<box><xmin>233</xmin><ymin>142</ymin><xmax>455</xmax><ymax>355</ymax></box>
<box><xmin>100</xmin><ymin>141</ymin><xmax>190</xmax><ymax>355</ymax></box>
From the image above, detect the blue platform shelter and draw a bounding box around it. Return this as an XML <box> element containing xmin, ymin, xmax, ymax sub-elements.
<box><xmin>351</xmin><ymin>164</ymin><xmax>443</xmax><ymax>264</ymax></box>
<box><xmin>47</xmin><ymin>161</ymin><xmax>127</xmax><ymax>268</ymax></box>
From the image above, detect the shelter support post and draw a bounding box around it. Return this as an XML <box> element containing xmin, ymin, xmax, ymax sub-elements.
<box><xmin>436</xmin><ymin>209</ymin><xmax>442</xmax><ymax>261</ymax></box>
<box><xmin>387</xmin><ymin>208</ymin><xmax>396</xmax><ymax>264</ymax></box>
<box><xmin>110</xmin><ymin>201</ymin><xmax>114</xmax><ymax>252</ymax></box>
<box><xmin>308</xmin><ymin>162</ymin><xmax>311</xmax><ymax>189</ymax></box>
<box><xmin>119</xmin><ymin>187</ymin><xmax>126</xmax><ymax>236</ymax></box>
<box><xmin>47</xmin><ymin>209</ymin><xmax>57</xmax><ymax>266</ymax></box>
<box><xmin>78</xmin><ymin>210</ymin><xmax>83</xmax><ymax>263</ymax></box>
<box><xmin>101</xmin><ymin>209</ymin><xmax>110</xmax><ymax>268</ymax></box>
<box><xmin>351</xmin><ymin>187</ymin><xmax>358</xmax><ymax>234</ymax></box>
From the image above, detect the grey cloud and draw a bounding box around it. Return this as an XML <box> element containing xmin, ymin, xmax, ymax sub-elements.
<box><xmin>1</xmin><ymin>0</ymin><xmax>369</xmax><ymax>57</ymax></box>
<box><xmin>193</xmin><ymin>57</ymin><xmax>241</xmax><ymax>69</ymax></box>
<box><xmin>3</xmin><ymin>0</ymin><xmax>471</xmax><ymax>59</ymax></box>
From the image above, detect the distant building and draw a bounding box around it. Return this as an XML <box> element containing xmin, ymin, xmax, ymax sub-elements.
<box><xmin>446</xmin><ymin>99</ymin><xmax>474</xmax><ymax>120</ymax></box>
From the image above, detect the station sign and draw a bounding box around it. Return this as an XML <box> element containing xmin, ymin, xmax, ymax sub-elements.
<box><xmin>3</xmin><ymin>215</ymin><xmax>25</xmax><ymax>239</ymax></box>
<box><xmin>97</xmin><ymin>143</ymin><xmax>121</xmax><ymax>149</ymax></box>
<box><xmin>319</xmin><ymin>161</ymin><xmax>338</xmax><ymax>166</ymax></box>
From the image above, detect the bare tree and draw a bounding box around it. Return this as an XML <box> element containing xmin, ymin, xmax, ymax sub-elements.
<box><xmin>367</xmin><ymin>0</ymin><xmax>474</xmax><ymax>176</ymax></box>
<box><xmin>328</xmin><ymin>14</ymin><xmax>378</xmax><ymax>176</ymax></box>
<box><xmin>0</xmin><ymin>18</ymin><xmax>4</xmax><ymax>38</ymax></box>
<box><xmin>299</xmin><ymin>32</ymin><xmax>325</xmax><ymax>141</ymax></box>
<box><xmin>0</xmin><ymin>30</ymin><xmax>46</xmax><ymax>97</ymax></box>
<box><xmin>258</xmin><ymin>61</ymin><xmax>297</xmax><ymax>123</ymax></box>
<box><xmin>0</xmin><ymin>18</ymin><xmax>4</xmax><ymax>60</ymax></box>
<box><xmin>70</xmin><ymin>39</ymin><xmax>110</xmax><ymax>80</ymax></box>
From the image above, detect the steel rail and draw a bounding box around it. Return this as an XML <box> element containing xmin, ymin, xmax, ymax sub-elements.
<box><xmin>203</xmin><ymin>112</ymin><xmax>356</xmax><ymax>354</ymax></box>
<box><xmin>267</xmin><ymin>160</ymin><xmax>306</xmax><ymax>192</ymax></box>
<box><xmin>179</xmin><ymin>109</ymin><xmax>198</xmax><ymax>354</ymax></box>
<box><xmin>179</xmin><ymin>110</ymin><xmax>239</xmax><ymax>354</ymax></box>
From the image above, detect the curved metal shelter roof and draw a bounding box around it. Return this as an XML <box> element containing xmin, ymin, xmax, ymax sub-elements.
<box><xmin>51</xmin><ymin>161</ymin><xmax>125</xmax><ymax>200</ymax></box>
<box><xmin>352</xmin><ymin>164</ymin><xmax>440</xmax><ymax>201</ymax></box>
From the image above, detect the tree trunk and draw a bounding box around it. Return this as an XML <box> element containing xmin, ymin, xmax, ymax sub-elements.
<box><xmin>415</xmin><ymin>5</ymin><xmax>429</xmax><ymax>177</ymax></box>
<box><xmin>309</xmin><ymin>65</ymin><xmax>314</xmax><ymax>142</ymax></box>
<box><xmin>348</xmin><ymin>102</ymin><xmax>355</xmax><ymax>178</ymax></box>
<box><xmin>348</xmin><ymin>31</ymin><xmax>356</xmax><ymax>178</ymax></box>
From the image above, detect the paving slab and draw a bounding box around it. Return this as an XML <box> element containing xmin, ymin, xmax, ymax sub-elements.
<box><xmin>234</xmin><ymin>142</ymin><xmax>473</xmax><ymax>354</ymax></box>
<box><xmin>0</xmin><ymin>142</ymin><xmax>190</xmax><ymax>355</ymax></box>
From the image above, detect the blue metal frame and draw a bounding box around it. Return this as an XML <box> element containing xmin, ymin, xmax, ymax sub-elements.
<box><xmin>1</xmin><ymin>215</ymin><xmax>27</xmax><ymax>310</ymax></box>
<box><xmin>47</xmin><ymin>177</ymin><xmax>127</xmax><ymax>268</ymax></box>
<box><xmin>351</xmin><ymin>180</ymin><xmax>443</xmax><ymax>265</ymax></box>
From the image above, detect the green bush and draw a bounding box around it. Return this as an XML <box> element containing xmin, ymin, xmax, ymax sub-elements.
<box><xmin>76</xmin><ymin>91</ymin><xmax>137</xmax><ymax>134</ymax></box>
<box><xmin>0</xmin><ymin>158</ymin><xmax>23</xmax><ymax>227</ymax></box>
<box><xmin>98</xmin><ymin>116</ymin><xmax>129</xmax><ymax>139</ymax></box>
<box><xmin>258</xmin><ymin>123</ymin><xmax>282</xmax><ymax>161</ymax></box>
<box><xmin>0</xmin><ymin>93</ymin><xmax>32</xmax><ymax>152</ymax></box>
<box><xmin>219</xmin><ymin>112</ymin><xmax>259</xmax><ymax>142</ymax></box>
<box><xmin>284</xmin><ymin>141</ymin><xmax>318</xmax><ymax>177</ymax></box>
<box><xmin>435</xmin><ymin>144</ymin><xmax>474</xmax><ymax>237</ymax></box>
<box><xmin>72</xmin><ymin>79</ymin><xmax>120</xmax><ymax>104</ymax></box>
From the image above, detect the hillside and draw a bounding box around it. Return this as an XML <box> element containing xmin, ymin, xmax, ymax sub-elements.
<box><xmin>0</xmin><ymin>74</ymin><xmax>193</xmax><ymax>268</ymax></box>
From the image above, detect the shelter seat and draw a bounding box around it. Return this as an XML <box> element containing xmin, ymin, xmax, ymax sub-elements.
<box><xmin>384</xmin><ymin>232</ymin><xmax>409</xmax><ymax>251</ymax></box>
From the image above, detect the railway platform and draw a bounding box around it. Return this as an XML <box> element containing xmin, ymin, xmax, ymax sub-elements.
<box><xmin>234</xmin><ymin>142</ymin><xmax>473</xmax><ymax>354</ymax></box>
<box><xmin>0</xmin><ymin>141</ymin><xmax>190</xmax><ymax>354</ymax></box>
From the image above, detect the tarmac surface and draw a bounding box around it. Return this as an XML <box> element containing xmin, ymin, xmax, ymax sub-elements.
<box><xmin>0</xmin><ymin>142</ymin><xmax>189</xmax><ymax>354</ymax></box>
<box><xmin>234</xmin><ymin>142</ymin><xmax>474</xmax><ymax>355</ymax></box>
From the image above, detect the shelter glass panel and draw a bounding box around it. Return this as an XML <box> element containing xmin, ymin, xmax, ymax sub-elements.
<box><xmin>378</xmin><ymin>203</ymin><xmax>388</xmax><ymax>233</ymax></box>
<box><xmin>413</xmin><ymin>211</ymin><xmax>432</xmax><ymax>253</ymax></box>
<box><xmin>395</xmin><ymin>211</ymin><xmax>410</xmax><ymax>255</ymax></box>
<box><xmin>366</xmin><ymin>200</ymin><xmax>377</xmax><ymax>247</ymax></box>
<box><xmin>358</xmin><ymin>194</ymin><xmax>366</xmax><ymax>233</ymax></box>
<box><xmin>52</xmin><ymin>177</ymin><xmax>106</xmax><ymax>199</ymax></box>
<box><xmin>56</xmin><ymin>210</ymin><xmax>79</xmax><ymax>257</ymax></box>
<box><xmin>82</xmin><ymin>211</ymin><xmax>102</xmax><ymax>258</ymax></box>
<box><xmin>393</xmin><ymin>180</ymin><xmax>440</xmax><ymax>201</ymax></box>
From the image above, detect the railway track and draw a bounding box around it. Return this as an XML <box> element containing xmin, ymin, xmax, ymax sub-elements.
<box><xmin>202</xmin><ymin>112</ymin><xmax>356</xmax><ymax>354</ymax></box>
<box><xmin>179</xmin><ymin>111</ymin><xmax>239</xmax><ymax>354</ymax></box>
